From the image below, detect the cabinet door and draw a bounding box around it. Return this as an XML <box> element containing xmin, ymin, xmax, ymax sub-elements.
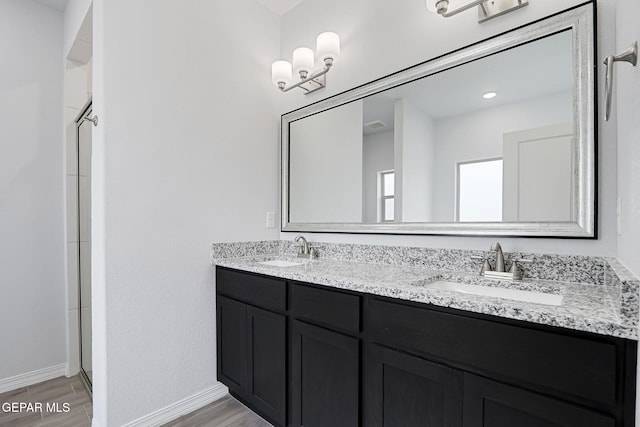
<box><xmin>291</xmin><ymin>320</ymin><xmax>359</xmax><ymax>427</ymax></box>
<box><xmin>245</xmin><ymin>305</ymin><xmax>286</xmax><ymax>426</ymax></box>
<box><xmin>217</xmin><ymin>296</ymin><xmax>247</xmax><ymax>395</ymax></box>
<box><xmin>463</xmin><ymin>374</ymin><xmax>615</xmax><ymax>427</ymax></box>
<box><xmin>365</xmin><ymin>344</ymin><xmax>463</xmax><ymax>427</ymax></box>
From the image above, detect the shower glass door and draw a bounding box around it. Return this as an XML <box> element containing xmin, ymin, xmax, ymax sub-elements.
<box><xmin>77</xmin><ymin>103</ymin><xmax>93</xmax><ymax>388</ymax></box>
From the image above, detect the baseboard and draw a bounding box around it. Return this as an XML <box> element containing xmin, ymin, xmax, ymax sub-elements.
<box><xmin>121</xmin><ymin>382</ymin><xmax>229</xmax><ymax>427</ymax></box>
<box><xmin>65</xmin><ymin>364</ymin><xmax>80</xmax><ymax>377</ymax></box>
<box><xmin>0</xmin><ymin>364</ymin><xmax>68</xmax><ymax>394</ymax></box>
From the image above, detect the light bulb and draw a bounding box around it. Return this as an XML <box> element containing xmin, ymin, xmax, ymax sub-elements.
<box><xmin>317</xmin><ymin>32</ymin><xmax>340</xmax><ymax>65</ymax></box>
<box><xmin>272</xmin><ymin>60</ymin><xmax>292</xmax><ymax>87</ymax></box>
<box><xmin>292</xmin><ymin>47</ymin><xmax>314</xmax><ymax>78</ymax></box>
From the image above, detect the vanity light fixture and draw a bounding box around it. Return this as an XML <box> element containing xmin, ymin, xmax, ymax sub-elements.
<box><xmin>483</xmin><ymin>92</ymin><xmax>497</xmax><ymax>99</ymax></box>
<box><xmin>426</xmin><ymin>0</ymin><xmax>528</xmax><ymax>23</ymax></box>
<box><xmin>272</xmin><ymin>32</ymin><xmax>340</xmax><ymax>95</ymax></box>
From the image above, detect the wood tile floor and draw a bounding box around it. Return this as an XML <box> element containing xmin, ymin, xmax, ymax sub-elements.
<box><xmin>0</xmin><ymin>376</ymin><xmax>271</xmax><ymax>427</ymax></box>
<box><xmin>161</xmin><ymin>395</ymin><xmax>272</xmax><ymax>427</ymax></box>
<box><xmin>0</xmin><ymin>375</ymin><xmax>92</xmax><ymax>426</ymax></box>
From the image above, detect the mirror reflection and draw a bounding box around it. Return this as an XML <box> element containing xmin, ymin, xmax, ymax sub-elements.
<box><xmin>289</xmin><ymin>30</ymin><xmax>575</xmax><ymax>225</ymax></box>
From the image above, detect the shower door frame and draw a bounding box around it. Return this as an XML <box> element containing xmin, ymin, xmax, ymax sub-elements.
<box><xmin>75</xmin><ymin>99</ymin><xmax>93</xmax><ymax>394</ymax></box>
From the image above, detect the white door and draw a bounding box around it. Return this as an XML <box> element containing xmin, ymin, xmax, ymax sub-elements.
<box><xmin>502</xmin><ymin>123</ymin><xmax>574</xmax><ymax>222</ymax></box>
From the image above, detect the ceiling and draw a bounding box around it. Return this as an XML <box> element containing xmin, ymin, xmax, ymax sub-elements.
<box><xmin>254</xmin><ymin>0</ymin><xmax>303</xmax><ymax>16</ymax></box>
<box><xmin>32</xmin><ymin>0</ymin><xmax>302</xmax><ymax>15</ymax></box>
<box><xmin>34</xmin><ymin>0</ymin><xmax>69</xmax><ymax>12</ymax></box>
<box><xmin>363</xmin><ymin>30</ymin><xmax>573</xmax><ymax>130</ymax></box>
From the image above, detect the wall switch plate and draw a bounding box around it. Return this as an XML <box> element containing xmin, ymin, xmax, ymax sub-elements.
<box><xmin>266</xmin><ymin>211</ymin><xmax>276</xmax><ymax>229</ymax></box>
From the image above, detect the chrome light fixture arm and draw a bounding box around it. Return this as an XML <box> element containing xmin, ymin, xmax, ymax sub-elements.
<box><xmin>278</xmin><ymin>59</ymin><xmax>333</xmax><ymax>95</ymax></box>
<box><xmin>430</xmin><ymin>0</ymin><xmax>528</xmax><ymax>22</ymax></box>
<box><xmin>437</xmin><ymin>0</ymin><xmax>484</xmax><ymax>17</ymax></box>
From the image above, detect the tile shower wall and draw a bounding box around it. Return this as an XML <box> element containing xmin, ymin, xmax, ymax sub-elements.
<box><xmin>64</xmin><ymin>59</ymin><xmax>92</xmax><ymax>376</ymax></box>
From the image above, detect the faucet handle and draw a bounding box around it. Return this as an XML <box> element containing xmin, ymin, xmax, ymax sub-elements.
<box><xmin>509</xmin><ymin>258</ymin><xmax>533</xmax><ymax>280</ymax></box>
<box><xmin>308</xmin><ymin>247</ymin><xmax>318</xmax><ymax>259</ymax></box>
<box><xmin>470</xmin><ymin>256</ymin><xmax>492</xmax><ymax>275</ymax></box>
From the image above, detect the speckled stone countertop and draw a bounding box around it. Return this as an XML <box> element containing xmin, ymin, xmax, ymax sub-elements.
<box><xmin>211</xmin><ymin>241</ymin><xmax>639</xmax><ymax>341</ymax></box>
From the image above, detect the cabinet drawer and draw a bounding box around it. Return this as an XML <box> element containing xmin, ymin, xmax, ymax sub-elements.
<box><xmin>290</xmin><ymin>283</ymin><xmax>360</xmax><ymax>333</ymax></box>
<box><xmin>367</xmin><ymin>298</ymin><xmax>619</xmax><ymax>407</ymax></box>
<box><xmin>216</xmin><ymin>267</ymin><xmax>286</xmax><ymax>312</ymax></box>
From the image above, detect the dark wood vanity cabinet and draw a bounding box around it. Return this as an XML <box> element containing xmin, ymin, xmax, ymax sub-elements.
<box><xmin>217</xmin><ymin>295</ymin><xmax>248</xmax><ymax>392</ymax></box>
<box><xmin>463</xmin><ymin>374</ymin><xmax>615</xmax><ymax>427</ymax></box>
<box><xmin>216</xmin><ymin>269</ymin><xmax>287</xmax><ymax>426</ymax></box>
<box><xmin>365</xmin><ymin>296</ymin><xmax>635</xmax><ymax>427</ymax></box>
<box><xmin>365</xmin><ymin>343</ymin><xmax>463</xmax><ymax>427</ymax></box>
<box><xmin>289</xmin><ymin>282</ymin><xmax>362</xmax><ymax>427</ymax></box>
<box><xmin>216</xmin><ymin>267</ymin><xmax>637</xmax><ymax>427</ymax></box>
<box><xmin>291</xmin><ymin>320</ymin><xmax>360</xmax><ymax>427</ymax></box>
<box><xmin>364</xmin><ymin>342</ymin><xmax>616</xmax><ymax>427</ymax></box>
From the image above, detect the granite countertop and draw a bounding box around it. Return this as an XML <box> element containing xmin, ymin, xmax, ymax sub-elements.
<box><xmin>213</xmin><ymin>252</ymin><xmax>638</xmax><ymax>341</ymax></box>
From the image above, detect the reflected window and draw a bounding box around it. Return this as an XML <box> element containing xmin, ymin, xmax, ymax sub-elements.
<box><xmin>457</xmin><ymin>159</ymin><xmax>503</xmax><ymax>222</ymax></box>
<box><xmin>379</xmin><ymin>170</ymin><xmax>395</xmax><ymax>222</ymax></box>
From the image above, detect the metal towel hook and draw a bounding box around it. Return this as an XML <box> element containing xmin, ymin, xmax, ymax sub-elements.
<box><xmin>81</xmin><ymin>115</ymin><xmax>98</xmax><ymax>127</ymax></box>
<box><xmin>604</xmin><ymin>41</ymin><xmax>637</xmax><ymax>121</ymax></box>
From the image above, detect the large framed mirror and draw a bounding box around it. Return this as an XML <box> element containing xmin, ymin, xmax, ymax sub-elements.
<box><xmin>281</xmin><ymin>4</ymin><xmax>595</xmax><ymax>237</ymax></box>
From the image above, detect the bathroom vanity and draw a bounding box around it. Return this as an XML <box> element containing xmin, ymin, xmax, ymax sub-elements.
<box><xmin>212</xmin><ymin>3</ymin><xmax>639</xmax><ymax>425</ymax></box>
<box><xmin>212</xmin><ymin>243</ymin><xmax>638</xmax><ymax>427</ymax></box>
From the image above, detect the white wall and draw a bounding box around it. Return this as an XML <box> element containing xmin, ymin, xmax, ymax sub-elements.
<box><xmin>279</xmin><ymin>0</ymin><xmax>618</xmax><ymax>256</ymax></box>
<box><xmin>432</xmin><ymin>92</ymin><xmax>572</xmax><ymax>221</ymax></box>
<box><xmin>611</xmin><ymin>3</ymin><xmax>640</xmax><ymax>420</ymax></box>
<box><xmin>0</xmin><ymin>0</ymin><xmax>66</xmax><ymax>382</ymax></box>
<box><xmin>615</xmin><ymin>0</ymin><xmax>640</xmax><ymax>278</ymax></box>
<box><xmin>91</xmin><ymin>0</ymin><xmax>280</xmax><ymax>425</ymax></box>
<box><xmin>64</xmin><ymin>0</ymin><xmax>92</xmax><ymax>59</ymax></box>
<box><xmin>363</xmin><ymin>131</ymin><xmax>394</xmax><ymax>222</ymax></box>
<box><xmin>289</xmin><ymin>100</ymin><xmax>363</xmax><ymax>223</ymax></box>
<box><xmin>396</xmin><ymin>98</ymin><xmax>434</xmax><ymax>222</ymax></box>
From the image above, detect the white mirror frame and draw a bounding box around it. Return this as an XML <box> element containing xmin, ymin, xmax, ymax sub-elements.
<box><xmin>281</xmin><ymin>5</ymin><xmax>595</xmax><ymax>237</ymax></box>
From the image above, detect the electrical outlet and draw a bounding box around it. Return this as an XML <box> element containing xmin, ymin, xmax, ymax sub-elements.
<box><xmin>266</xmin><ymin>211</ymin><xmax>276</xmax><ymax>229</ymax></box>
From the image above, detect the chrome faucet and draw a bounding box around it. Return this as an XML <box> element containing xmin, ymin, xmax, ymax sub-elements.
<box><xmin>294</xmin><ymin>235</ymin><xmax>316</xmax><ymax>259</ymax></box>
<box><xmin>470</xmin><ymin>242</ymin><xmax>533</xmax><ymax>281</ymax></box>
<box><xmin>490</xmin><ymin>242</ymin><xmax>506</xmax><ymax>272</ymax></box>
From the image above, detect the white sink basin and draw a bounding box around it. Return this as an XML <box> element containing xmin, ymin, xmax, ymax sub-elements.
<box><xmin>258</xmin><ymin>259</ymin><xmax>304</xmax><ymax>268</ymax></box>
<box><xmin>425</xmin><ymin>281</ymin><xmax>563</xmax><ymax>306</ymax></box>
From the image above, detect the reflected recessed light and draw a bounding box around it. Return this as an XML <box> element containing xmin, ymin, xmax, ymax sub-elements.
<box><xmin>483</xmin><ymin>92</ymin><xmax>497</xmax><ymax>99</ymax></box>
